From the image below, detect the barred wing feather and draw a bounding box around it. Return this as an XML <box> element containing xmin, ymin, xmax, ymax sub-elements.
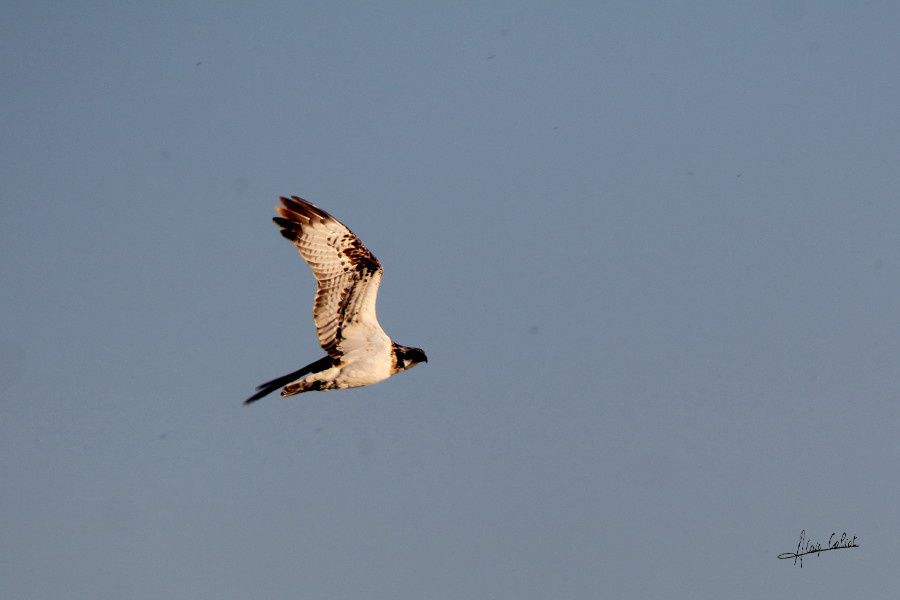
<box><xmin>273</xmin><ymin>196</ymin><xmax>384</xmax><ymax>358</ymax></box>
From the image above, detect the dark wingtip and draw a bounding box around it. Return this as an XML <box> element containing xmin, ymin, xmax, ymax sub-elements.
<box><xmin>243</xmin><ymin>380</ymin><xmax>282</xmax><ymax>404</ymax></box>
<box><xmin>281</xmin><ymin>195</ymin><xmax>334</xmax><ymax>223</ymax></box>
<box><xmin>280</xmin><ymin>196</ymin><xmax>311</xmax><ymax>214</ymax></box>
<box><xmin>243</xmin><ymin>386</ymin><xmax>274</xmax><ymax>405</ymax></box>
<box><xmin>243</xmin><ymin>357</ymin><xmax>335</xmax><ymax>406</ymax></box>
<box><xmin>273</xmin><ymin>216</ymin><xmax>300</xmax><ymax>240</ymax></box>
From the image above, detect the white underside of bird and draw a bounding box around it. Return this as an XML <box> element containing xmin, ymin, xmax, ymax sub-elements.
<box><xmin>244</xmin><ymin>196</ymin><xmax>426</xmax><ymax>404</ymax></box>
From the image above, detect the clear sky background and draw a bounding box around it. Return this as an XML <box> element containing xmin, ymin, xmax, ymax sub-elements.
<box><xmin>2</xmin><ymin>1</ymin><xmax>899</xmax><ymax>598</ymax></box>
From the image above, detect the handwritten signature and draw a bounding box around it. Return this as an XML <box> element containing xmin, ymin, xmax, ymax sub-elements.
<box><xmin>778</xmin><ymin>529</ymin><xmax>859</xmax><ymax>567</ymax></box>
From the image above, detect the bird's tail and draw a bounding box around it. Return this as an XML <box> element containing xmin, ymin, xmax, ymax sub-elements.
<box><xmin>243</xmin><ymin>355</ymin><xmax>334</xmax><ymax>405</ymax></box>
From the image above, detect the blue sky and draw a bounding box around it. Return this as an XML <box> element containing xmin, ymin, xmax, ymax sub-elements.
<box><xmin>2</xmin><ymin>1</ymin><xmax>899</xmax><ymax>598</ymax></box>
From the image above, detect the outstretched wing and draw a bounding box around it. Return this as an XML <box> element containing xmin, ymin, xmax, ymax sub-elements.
<box><xmin>273</xmin><ymin>196</ymin><xmax>384</xmax><ymax>358</ymax></box>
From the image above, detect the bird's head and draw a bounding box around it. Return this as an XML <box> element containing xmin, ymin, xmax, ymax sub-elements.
<box><xmin>394</xmin><ymin>344</ymin><xmax>428</xmax><ymax>372</ymax></box>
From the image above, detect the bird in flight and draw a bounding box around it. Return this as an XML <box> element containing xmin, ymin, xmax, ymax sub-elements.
<box><xmin>244</xmin><ymin>196</ymin><xmax>427</xmax><ymax>404</ymax></box>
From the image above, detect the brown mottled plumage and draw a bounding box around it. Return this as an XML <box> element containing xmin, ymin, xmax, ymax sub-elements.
<box><xmin>244</xmin><ymin>196</ymin><xmax>426</xmax><ymax>404</ymax></box>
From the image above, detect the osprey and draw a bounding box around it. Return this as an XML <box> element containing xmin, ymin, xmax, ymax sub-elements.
<box><xmin>244</xmin><ymin>196</ymin><xmax>427</xmax><ymax>404</ymax></box>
